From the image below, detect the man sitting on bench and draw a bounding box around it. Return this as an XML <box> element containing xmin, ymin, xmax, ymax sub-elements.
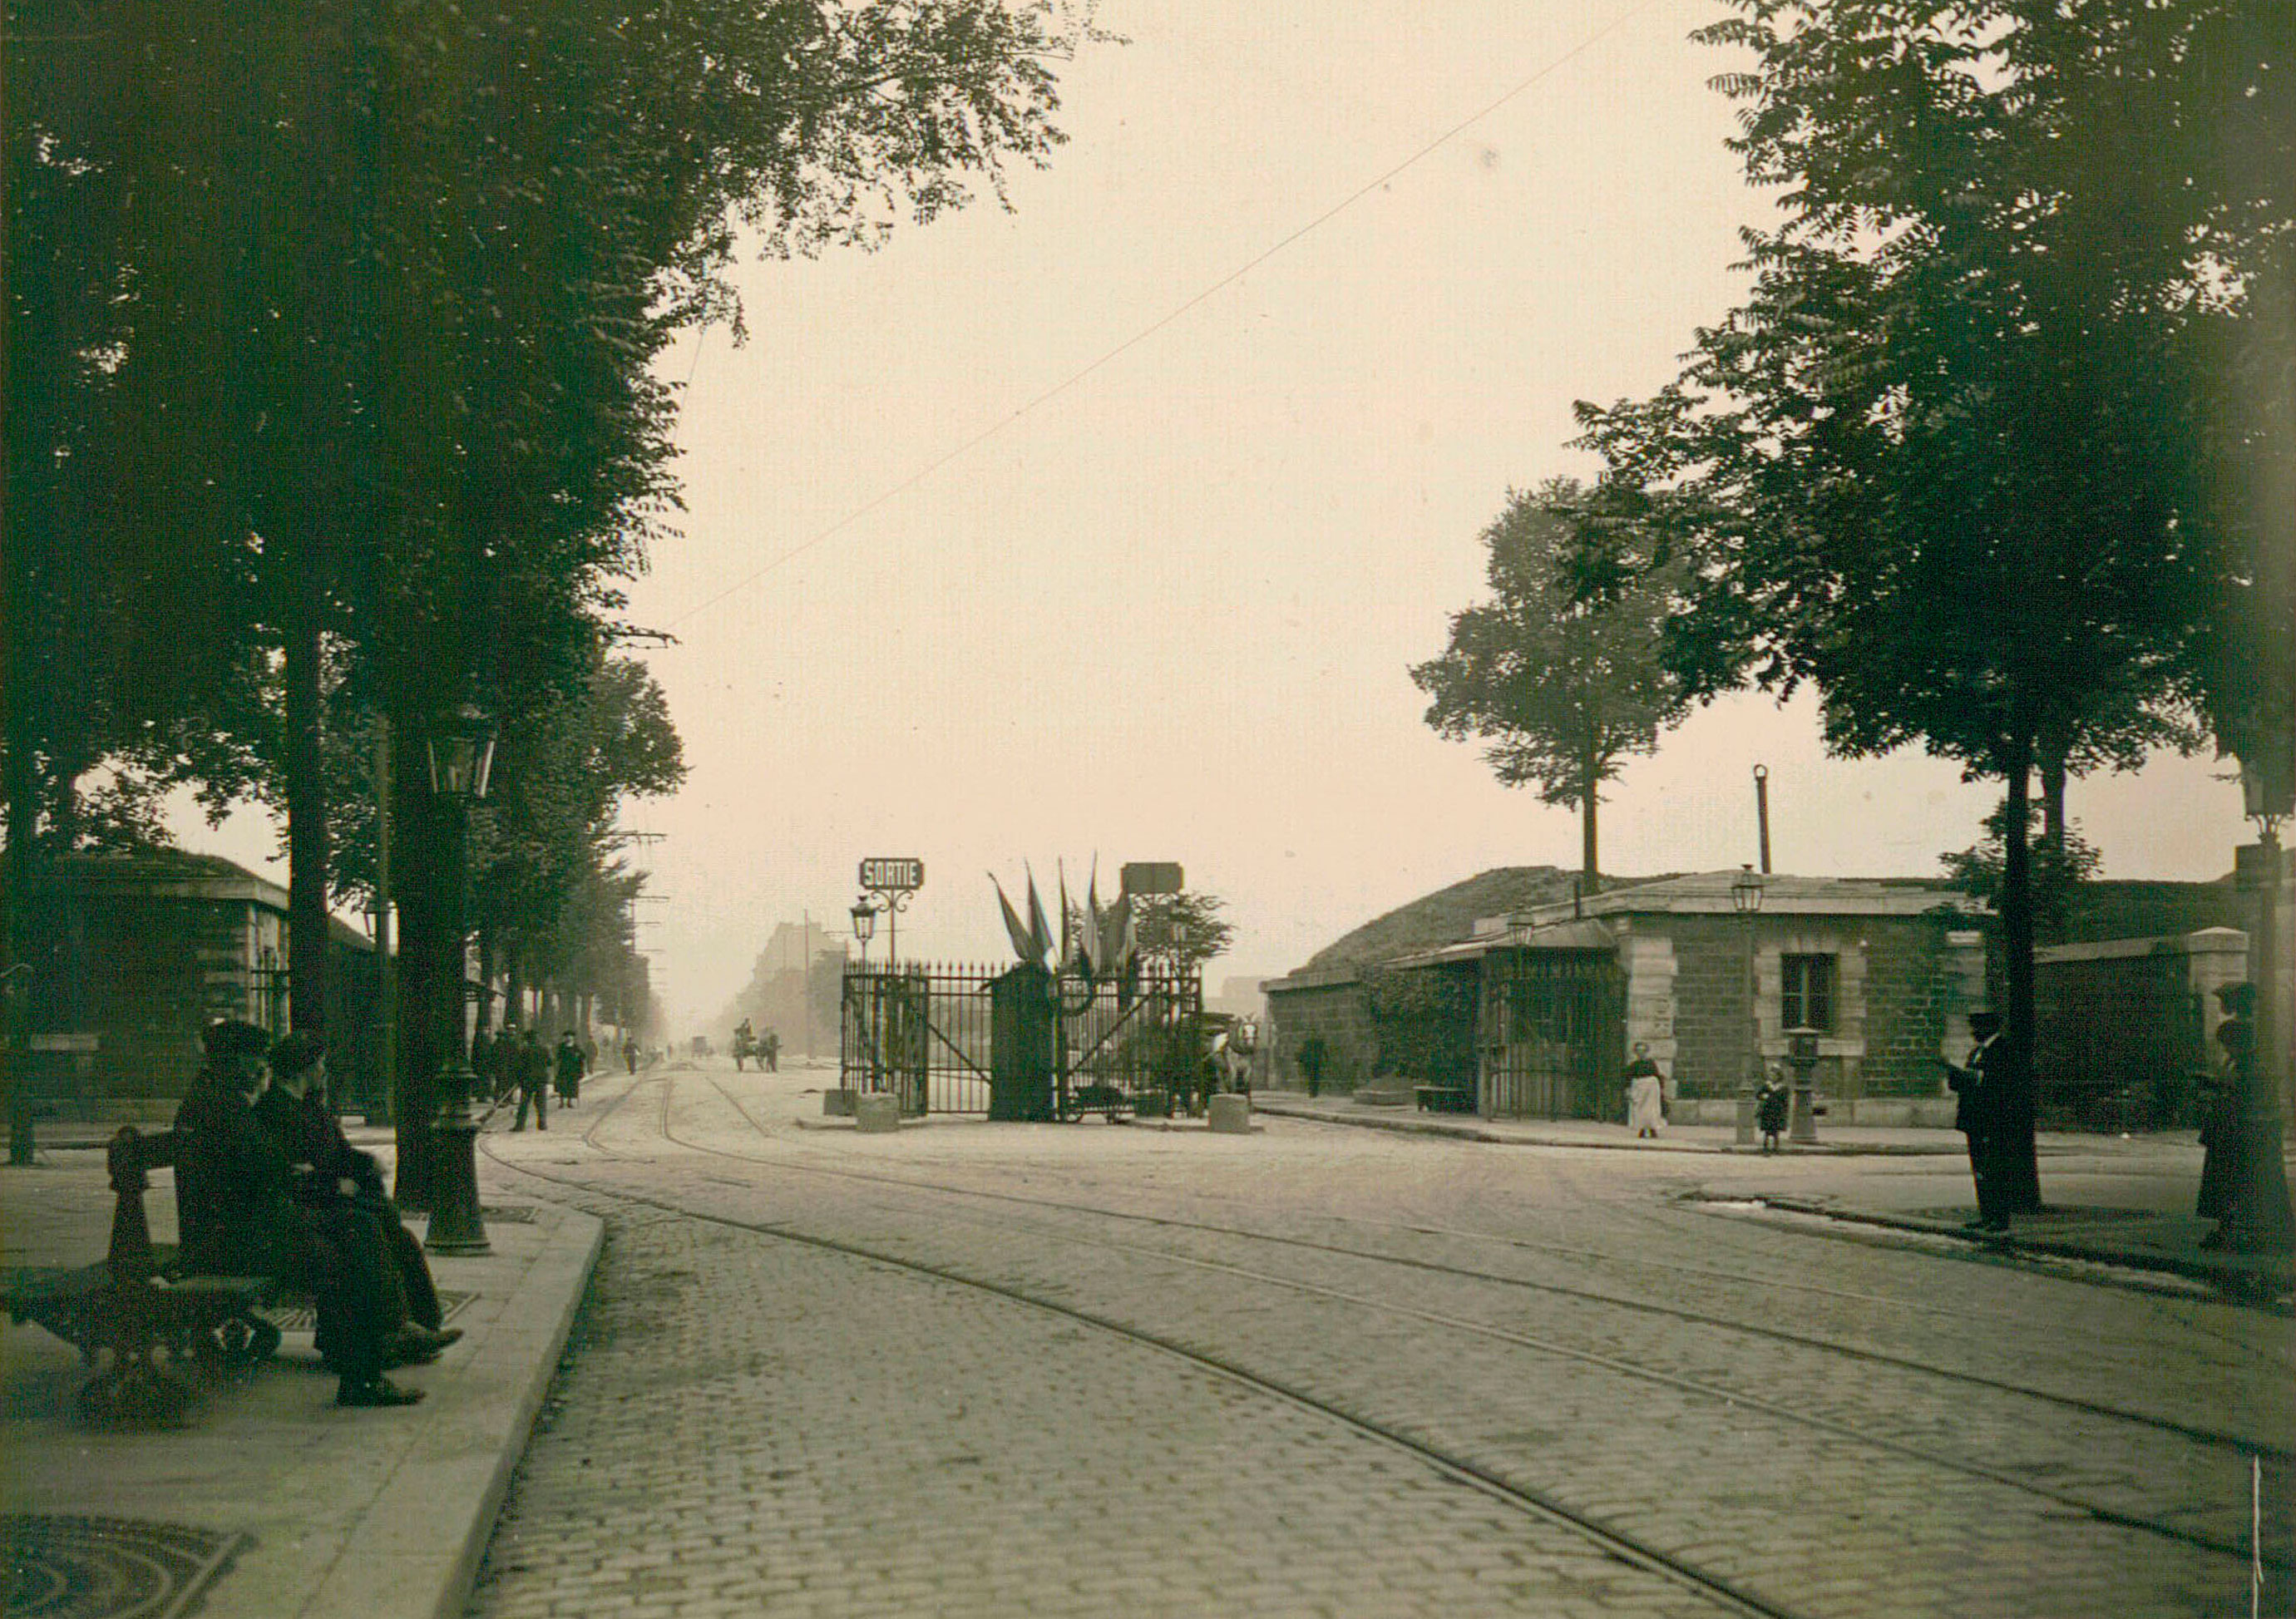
<box><xmin>258</xmin><ymin>1033</ymin><xmax>459</xmax><ymax>1366</ymax></box>
<box><xmin>173</xmin><ymin>1020</ymin><xmax>429</xmax><ymax>1408</ymax></box>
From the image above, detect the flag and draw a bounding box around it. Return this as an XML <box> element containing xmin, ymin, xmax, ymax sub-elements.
<box><xmin>990</xmin><ymin>872</ymin><xmax>1039</xmax><ymax>966</ymax></box>
<box><xmin>1100</xmin><ymin>889</ymin><xmax>1134</xmax><ymax>979</ymax></box>
<box><xmin>1058</xmin><ymin>860</ymin><xmax>1074</xmax><ymax>975</ymax></box>
<box><xmin>1025</xmin><ymin>865</ymin><xmax>1054</xmax><ymax>967</ymax></box>
<box><xmin>1079</xmin><ymin>860</ymin><xmax>1102</xmax><ymax>980</ymax></box>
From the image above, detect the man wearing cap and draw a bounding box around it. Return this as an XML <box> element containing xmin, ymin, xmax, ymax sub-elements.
<box><xmin>173</xmin><ymin>1019</ymin><xmax>425</xmax><ymax>1407</ymax></box>
<box><xmin>260</xmin><ymin>1033</ymin><xmax>460</xmax><ymax>1361</ymax></box>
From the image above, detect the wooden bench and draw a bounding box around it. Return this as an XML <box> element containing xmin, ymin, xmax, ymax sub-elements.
<box><xmin>1414</xmin><ymin>1085</ymin><xmax>1477</xmax><ymax>1115</ymax></box>
<box><xmin>2</xmin><ymin>1127</ymin><xmax>284</xmax><ymax>1421</ymax></box>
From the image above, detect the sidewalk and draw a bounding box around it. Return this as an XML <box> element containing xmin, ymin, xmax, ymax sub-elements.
<box><xmin>1254</xmin><ymin>1091</ymin><xmax>2296</xmax><ymax>1302</ymax></box>
<box><xmin>1251</xmin><ymin>1091</ymin><xmax>1968</xmax><ymax>1154</ymax></box>
<box><xmin>0</xmin><ymin>1146</ymin><xmax>600</xmax><ymax>1619</ymax></box>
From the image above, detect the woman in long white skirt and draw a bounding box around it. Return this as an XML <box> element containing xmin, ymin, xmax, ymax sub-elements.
<box><xmin>1623</xmin><ymin>1043</ymin><xmax>1666</xmax><ymax>1138</ymax></box>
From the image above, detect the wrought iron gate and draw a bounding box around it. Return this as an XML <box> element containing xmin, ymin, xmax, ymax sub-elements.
<box><xmin>1478</xmin><ymin>950</ymin><xmax>1625</xmax><ymax>1120</ymax></box>
<box><xmin>841</xmin><ymin>960</ymin><xmax>1202</xmax><ymax>1118</ymax></box>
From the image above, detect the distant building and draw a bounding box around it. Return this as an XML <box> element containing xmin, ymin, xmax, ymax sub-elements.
<box><xmin>1207</xmin><ymin>975</ymin><xmax>1269</xmax><ymax>1019</ymax></box>
<box><xmin>14</xmin><ymin>851</ymin><xmax>381</xmax><ymax>1123</ymax></box>
<box><xmin>720</xmin><ymin>918</ymin><xmax>847</xmax><ymax>1056</ymax></box>
<box><xmin>1265</xmin><ymin>871</ymin><xmax>1985</xmax><ymax>1127</ymax></box>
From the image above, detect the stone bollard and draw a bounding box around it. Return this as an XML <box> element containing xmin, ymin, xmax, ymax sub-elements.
<box><xmin>822</xmin><ymin>1088</ymin><xmax>857</xmax><ymax>1118</ymax></box>
<box><xmin>854</xmin><ymin>1093</ymin><xmax>901</xmax><ymax>1133</ymax></box>
<box><xmin>1207</xmin><ymin>1093</ymin><xmax>1252</xmax><ymax>1135</ymax></box>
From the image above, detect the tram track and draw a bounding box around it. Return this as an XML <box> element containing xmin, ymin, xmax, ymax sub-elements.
<box><xmin>483</xmin><ymin>1074</ymin><xmax>1805</xmax><ymax>1619</ymax></box>
<box><xmin>486</xmin><ymin>1070</ymin><xmax>2289</xmax><ymax>1592</ymax></box>
<box><xmin>674</xmin><ymin>1074</ymin><xmax>2296</xmax><ymax>1468</ymax></box>
<box><xmin>658</xmin><ymin>1078</ymin><xmax>2291</xmax><ymax>1577</ymax></box>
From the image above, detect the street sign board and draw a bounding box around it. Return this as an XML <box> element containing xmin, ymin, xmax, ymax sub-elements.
<box><xmin>859</xmin><ymin>857</ymin><xmax>925</xmax><ymax>892</ymax></box>
<box><xmin>1121</xmin><ymin>861</ymin><xmax>1183</xmax><ymax>896</ymax></box>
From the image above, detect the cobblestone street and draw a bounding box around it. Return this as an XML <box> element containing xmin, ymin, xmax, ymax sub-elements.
<box><xmin>463</xmin><ymin>1063</ymin><xmax>2294</xmax><ymax>1619</ymax></box>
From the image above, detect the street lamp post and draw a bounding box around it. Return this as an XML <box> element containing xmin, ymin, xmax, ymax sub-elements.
<box><xmin>423</xmin><ymin>704</ymin><xmax>495</xmax><ymax>1256</ymax></box>
<box><xmin>2227</xmin><ymin>755</ymin><xmax>2294</xmax><ymax>1251</ymax></box>
<box><xmin>1731</xmin><ymin>865</ymin><xmax>1765</xmax><ymax>1146</ymax></box>
<box><xmin>852</xmin><ymin>899</ymin><xmax>877</xmax><ymax>967</ymax></box>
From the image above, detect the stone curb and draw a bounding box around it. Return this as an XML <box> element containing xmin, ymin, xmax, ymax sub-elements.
<box><xmin>295</xmin><ymin>1207</ymin><xmax>605</xmax><ymax>1619</ymax></box>
<box><xmin>1739</xmin><ymin>1194</ymin><xmax>2295</xmax><ymax>1296</ymax></box>
<box><xmin>1247</xmin><ymin>1098</ymin><xmax>1958</xmax><ymax>1156</ymax></box>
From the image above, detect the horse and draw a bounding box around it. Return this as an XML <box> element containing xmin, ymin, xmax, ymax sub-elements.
<box><xmin>1210</xmin><ymin>1017</ymin><xmax>1257</xmax><ymax>1096</ymax></box>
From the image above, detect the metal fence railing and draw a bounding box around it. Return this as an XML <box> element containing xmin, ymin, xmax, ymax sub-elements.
<box><xmin>840</xmin><ymin>960</ymin><xmax>1204</xmax><ymax>1118</ymax></box>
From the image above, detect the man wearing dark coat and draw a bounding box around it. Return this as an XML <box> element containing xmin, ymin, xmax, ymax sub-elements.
<box><xmin>2200</xmin><ymin>983</ymin><xmax>2294</xmax><ymax>1253</ymax></box>
<box><xmin>260</xmin><ymin>1033</ymin><xmax>459</xmax><ymax>1358</ymax></box>
<box><xmin>172</xmin><ymin>1020</ymin><xmax>424</xmax><ymax>1407</ymax></box>
<box><xmin>511</xmin><ymin>1027</ymin><xmax>551</xmax><ymax>1131</ymax></box>
<box><xmin>1943</xmin><ymin>1010</ymin><xmax>2010</xmax><ymax>1232</ymax></box>
<box><xmin>553</xmin><ymin>1031</ymin><xmax>585</xmax><ymax>1107</ymax></box>
<box><xmin>468</xmin><ymin>1026</ymin><xmax>500</xmax><ymax>1105</ymax></box>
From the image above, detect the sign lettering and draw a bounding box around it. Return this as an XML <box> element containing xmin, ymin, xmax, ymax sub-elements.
<box><xmin>859</xmin><ymin>857</ymin><xmax>925</xmax><ymax>892</ymax></box>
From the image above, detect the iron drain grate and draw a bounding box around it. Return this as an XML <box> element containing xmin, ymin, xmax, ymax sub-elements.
<box><xmin>479</xmin><ymin>1204</ymin><xmax>537</xmax><ymax>1223</ymax></box>
<box><xmin>261</xmin><ymin>1287</ymin><xmax>476</xmax><ymax>1335</ymax></box>
<box><xmin>2</xmin><ymin>1514</ymin><xmax>244</xmax><ymax>1619</ymax></box>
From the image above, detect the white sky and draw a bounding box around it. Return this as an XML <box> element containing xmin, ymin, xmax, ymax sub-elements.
<box><xmin>178</xmin><ymin>0</ymin><xmax>2250</xmax><ymax>1029</ymax></box>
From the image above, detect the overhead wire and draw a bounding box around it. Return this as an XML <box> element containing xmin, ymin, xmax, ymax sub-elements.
<box><xmin>661</xmin><ymin>0</ymin><xmax>1667</xmax><ymax>632</ymax></box>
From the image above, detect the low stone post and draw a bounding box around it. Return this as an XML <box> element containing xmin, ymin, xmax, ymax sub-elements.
<box><xmin>1207</xmin><ymin>1093</ymin><xmax>1252</xmax><ymax>1135</ymax></box>
<box><xmin>854</xmin><ymin>1093</ymin><xmax>902</xmax><ymax>1133</ymax></box>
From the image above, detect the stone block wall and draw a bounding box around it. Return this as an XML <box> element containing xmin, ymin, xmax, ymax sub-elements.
<box><xmin>1623</xmin><ymin>911</ymin><xmax>1969</xmax><ymax>1103</ymax></box>
<box><xmin>1264</xmin><ymin>973</ymin><xmax>1378</xmax><ymax>1093</ymax></box>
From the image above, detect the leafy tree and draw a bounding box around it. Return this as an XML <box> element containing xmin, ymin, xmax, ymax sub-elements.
<box><xmin>1131</xmin><ymin>891</ymin><xmax>1236</xmax><ymax>975</ymax></box>
<box><xmin>1411</xmin><ymin>478</ymin><xmax>1687</xmax><ymax>893</ymax></box>
<box><xmin>1571</xmin><ymin>0</ymin><xmax>2284</xmax><ymax>1212</ymax></box>
<box><xmin>1943</xmin><ymin>800</ymin><xmax>2103</xmax><ymax>948</ymax></box>
<box><xmin>6</xmin><ymin>0</ymin><xmax>1100</xmax><ymax>1178</ymax></box>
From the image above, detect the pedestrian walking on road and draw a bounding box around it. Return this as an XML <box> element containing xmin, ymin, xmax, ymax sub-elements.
<box><xmin>1623</xmin><ymin>1044</ymin><xmax>1666</xmax><ymax>1138</ymax></box>
<box><xmin>623</xmin><ymin>1037</ymin><xmax>639</xmax><ymax>1075</ymax></box>
<box><xmin>1943</xmin><ymin>1011</ymin><xmax>2009</xmax><ymax>1232</ymax></box>
<box><xmin>555</xmin><ymin>1030</ymin><xmax>585</xmax><ymax>1108</ymax></box>
<box><xmin>511</xmin><ymin>1028</ymin><xmax>550</xmax><ymax>1132</ymax></box>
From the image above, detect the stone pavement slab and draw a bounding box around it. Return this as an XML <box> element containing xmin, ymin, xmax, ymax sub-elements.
<box><xmin>1252</xmin><ymin>1090</ymin><xmax>2296</xmax><ymax>1301</ymax></box>
<box><xmin>1252</xmin><ymin>1091</ymin><xmax>1966</xmax><ymax>1153</ymax></box>
<box><xmin>1</xmin><ymin>1152</ymin><xmax>600</xmax><ymax>1619</ymax></box>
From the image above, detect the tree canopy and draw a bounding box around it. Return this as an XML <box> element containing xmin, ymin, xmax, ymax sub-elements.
<box><xmin>1568</xmin><ymin>0</ymin><xmax>2290</xmax><ymax>1209</ymax></box>
<box><xmin>1412</xmin><ymin>477</ymin><xmax>1687</xmax><ymax>891</ymax></box>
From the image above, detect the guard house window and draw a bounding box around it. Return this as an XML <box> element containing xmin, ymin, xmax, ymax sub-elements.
<box><xmin>1780</xmin><ymin>954</ymin><xmax>1835</xmax><ymax>1033</ymax></box>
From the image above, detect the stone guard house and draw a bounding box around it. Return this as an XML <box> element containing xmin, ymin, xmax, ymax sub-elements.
<box><xmin>1267</xmin><ymin>872</ymin><xmax>1985</xmax><ymax>1126</ymax></box>
<box><xmin>17</xmin><ymin>851</ymin><xmax>381</xmax><ymax>1123</ymax></box>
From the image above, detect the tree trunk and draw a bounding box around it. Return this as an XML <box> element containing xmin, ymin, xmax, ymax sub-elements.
<box><xmin>284</xmin><ymin>560</ymin><xmax>329</xmax><ymax>1035</ymax></box>
<box><xmin>389</xmin><ymin>723</ymin><xmax>442</xmax><ymax>1210</ymax></box>
<box><xmin>2039</xmin><ymin>749</ymin><xmax>2067</xmax><ymax>861</ymax></box>
<box><xmin>3</xmin><ymin>632</ymin><xmax>38</xmax><ymax>1163</ymax></box>
<box><xmin>2036</xmin><ymin>743</ymin><xmax>2071</xmax><ymax>946</ymax></box>
<box><xmin>475</xmin><ymin>930</ymin><xmax>496</xmax><ymax>1035</ymax></box>
<box><xmin>1579</xmin><ymin>748</ymin><xmax>1601</xmax><ymax>896</ymax></box>
<box><xmin>1994</xmin><ymin>728</ymin><xmax>2045</xmax><ymax>1213</ymax></box>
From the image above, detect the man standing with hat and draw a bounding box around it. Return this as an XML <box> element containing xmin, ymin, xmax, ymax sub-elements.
<box><xmin>1943</xmin><ymin>1011</ymin><xmax>2011</xmax><ymax>1232</ymax></box>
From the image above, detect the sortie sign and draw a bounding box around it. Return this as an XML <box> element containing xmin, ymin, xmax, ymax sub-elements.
<box><xmin>858</xmin><ymin>857</ymin><xmax>925</xmax><ymax>892</ymax></box>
